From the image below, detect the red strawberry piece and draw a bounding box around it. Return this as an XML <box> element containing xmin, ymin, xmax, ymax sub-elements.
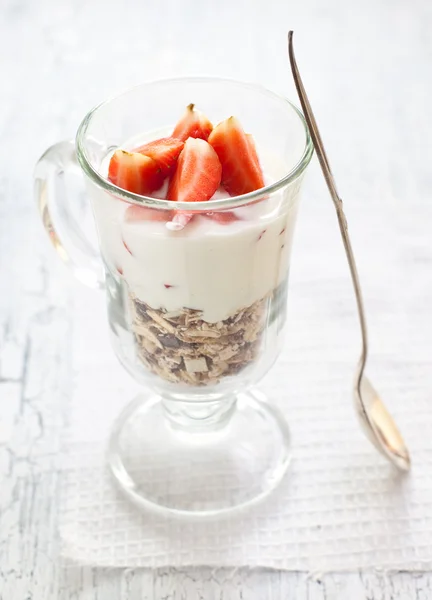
<box><xmin>208</xmin><ymin>117</ymin><xmax>265</xmax><ymax>196</ymax></box>
<box><xmin>108</xmin><ymin>150</ymin><xmax>164</xmax><ymax>195</ymax></box>
<box><xmin>172</xmin><ymin>103</ymin><xmax>213</xmax><ymax>142</ymax></box>
<box><xmin>166</xmin><ymin>211</ymin><xmax>195</xmax><ymax>231</ymax></box>
<box><xmin>134</xmin><ymin>137</ymin><xmax>184</xmax><ymax>177</ymax></box>
<box><xmin>204</xmin><ymin>211</ymin><xmax>240</xmax><ymax>224</ymax></box>
<box><xmin>167</xmin><ymin>138</ymin><xmax>222</xmax><ymax>202</ymax></box>
<box><xmin>123</xmin><ymin>239</ymin><xmax>133</xmax><ymax>254</ymax></box>
<box><xmin>124</xmin><ymin>205</ymin><xmax>174</xmax><ymax>223</ymax></box>
<box><xmin>246</xmin><ymin>133</ymin><xmax>261</xmax><ymax>170</ymax></box>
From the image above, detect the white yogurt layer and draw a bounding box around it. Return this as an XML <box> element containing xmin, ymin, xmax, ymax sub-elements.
<box><xmin>89</xmin><ymin>142</ymin><xmax>302</xmax><ymax>323</ymax></box>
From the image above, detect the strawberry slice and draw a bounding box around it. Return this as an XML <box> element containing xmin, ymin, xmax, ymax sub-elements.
<box><xmin>247</xmin><ymin>133</ymin><xmax>261</xmax><ymax>169</ymax></box>
<box><xmin>167</xmin><ymin>138</ymin><xmax>222</xmax><ymax>202</ymax></box>
<box><xmin>108</xmin><ymin>150</ymin><xmax>164</xmax><ymax>195</ymax></box>
<box><xmin>134</xmin><ymin>137</ymin><xmax>184</xmax><ymax>177</ymax></box>
<box><xmin>204</xmin><ymin>211</ymin><xmax>240</xmax><ymax>224</ymax></box>
<box><xmin>166</xmin><ymin>211</ymin><xmax>195</xmax><ymax>231</ymax></box>
<box><xmin>208</xmin><ymin>117</ymin><xmax>265</xmax><ymax>196</ymax></box>
<box><xmin>172</xmin><ymin>104</ymin><xmax>213</xmax><ymax>142</ymax></box>
<box><xmin>124</xmin><ymin>205</ymin><xmax>174</xmax><ymax>222</ymax></box>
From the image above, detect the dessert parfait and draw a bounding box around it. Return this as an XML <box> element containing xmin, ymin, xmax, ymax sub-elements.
<box><xmin>92</xmin><ymin>104</ymin><xmax>300</xmax><ymax>389</ymax></box>
<box><xmin>35</xmin><ymin>77</ymin><xmax>312</xmax><ymax>516</ymax></box>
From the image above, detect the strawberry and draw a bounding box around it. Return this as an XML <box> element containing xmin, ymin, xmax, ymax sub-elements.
<box><xmin>124</xmin><ymin>205</ymin><xmax>174</xmax><ymax>223</ymax></box>
<box><xmin>168</xmin><ymin>211</ymin><xmax>195</xmax><ymax>230</ymax></box>
<box><xmin>246</xmin><ymin>133</ymin><xmax>261</xmax><ymax>169</ymax></box>
<box><xmin>123</xmin><ymin>239</ymin><xmax>133</xmax><ymax>254</ymax></box>
<box><xmin>108</xmin><ymin>150</ymin><xmax>164</xmax><ymax>195</ymax></box>
<box><xmin>134</xmin><ymin>137</ymin><xmax>184</xmax><ymax>177</ymax></box>
<box><xmin>167</xmin><ymin>138</ymin><xmax>222</xmax><ymax>202</ymax></box>
<box><xmin>172</xmin><ymin>103</ymin><xmax>213</xmax><ymax>142</ymax></box>
<box><xmin>204</xmin><ymin>211</ymin><xmax>240</xmax><ymax>224</ymax></box>
<box><xmin>208</xmin><ymin>117</ymin><xmax>265</xmax><ymax>196</ymax></box>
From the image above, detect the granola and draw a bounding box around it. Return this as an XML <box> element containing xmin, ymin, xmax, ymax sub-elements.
<box><xmin>129</xmin><ymin>294</ymin><xmax>268</xmax><ymax>386</ymax></box>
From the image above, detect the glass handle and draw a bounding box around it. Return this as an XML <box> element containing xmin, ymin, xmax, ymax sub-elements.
<box><xmin>34</xmin><ymin>140</ymin><xmax>105</xmax><ymax>288</ymax></box>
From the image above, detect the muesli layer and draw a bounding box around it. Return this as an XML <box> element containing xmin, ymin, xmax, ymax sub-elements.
<box><xmin>129</xmin><ymin>293</ymin><xmax>268</xmax><ymax>386</ymax></box>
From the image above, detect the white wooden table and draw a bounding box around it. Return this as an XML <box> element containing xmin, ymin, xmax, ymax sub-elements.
<box><xmin>1</xmin><ymin>0</ymin><xmax>431</xmax><ymax>596</ymax></box>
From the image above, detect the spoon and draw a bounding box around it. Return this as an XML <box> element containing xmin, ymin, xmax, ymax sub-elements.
<box><xmin>288</xmin><ymin>31</ymin><xmax>410</xmax><ymax>471</ymax></box>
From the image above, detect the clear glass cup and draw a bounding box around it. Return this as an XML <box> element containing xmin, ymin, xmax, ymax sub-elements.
<box><xmin>34</xmin><ymin>78</ymin><xmax>313</xmax><ymax>518</ymax></box>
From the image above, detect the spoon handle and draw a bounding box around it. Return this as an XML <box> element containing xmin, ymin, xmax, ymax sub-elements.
<box><xmin>288</xmin><ymin>31</ymin><xmax>368</xmax><ymax>381</ymax></box>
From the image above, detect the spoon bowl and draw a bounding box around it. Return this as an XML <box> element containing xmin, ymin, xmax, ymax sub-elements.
<box><xmin>356</xmin><ymin>375</ymin><xmax>410</xmax><ymax>470</ymax></box>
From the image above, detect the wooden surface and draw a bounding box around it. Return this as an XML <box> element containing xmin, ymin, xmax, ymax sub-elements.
<box><xmin>1</xmin><ymin>0</ymin><xmax>431</xmax><ymax>597</ymax></box>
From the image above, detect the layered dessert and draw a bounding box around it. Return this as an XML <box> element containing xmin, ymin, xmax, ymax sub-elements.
<box><xmin>92</xmin><ymin>105</ymin><xmax>300</xmax><ymax>386</ymax></box>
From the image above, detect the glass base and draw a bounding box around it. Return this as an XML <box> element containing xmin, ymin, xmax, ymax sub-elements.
<box><xmin>107</xmin><ymin>389</ymin><xmax>291</xmax><ymax>519</ymax></box>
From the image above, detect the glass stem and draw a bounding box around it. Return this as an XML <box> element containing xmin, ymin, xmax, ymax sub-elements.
<box><xmin>161</xmin><ymin>393</ymin><xmax>237</xmax><ymax>434</ymax></box>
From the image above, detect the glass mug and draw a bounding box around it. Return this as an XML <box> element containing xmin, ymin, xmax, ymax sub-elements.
<box><xmin>35</xmin><ymin>78</ymin><xmax>313</xmax><ymax>518</ymax></box>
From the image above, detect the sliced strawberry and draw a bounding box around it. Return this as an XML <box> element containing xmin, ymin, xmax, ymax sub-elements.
<box><xmin>167</xmin><ymin>211</ymin><xmax>195</xmax><ymax>230</ymax></box>
<box><xmin>246</xmin><ymin>133</ymin><xmax>261</xmax><ymax>169</ymax></box>
<box><xmin>208</xmin><ymin>117</ymin><xmax>265</xmax><ymax>196</ymax></box>
<box><xmin>204</xmin><ymin>211</ymin><xmax>240</xmax><ymax>224</ymax></box>
<box><xmin>108</xmin><ymin>150</ymin><xmax>164</xmax><ymax>195</ymax></box>
<box><xmin>167</xmin><ymin>138</ymin><xmax>222</xmax><ymax>202</ymax></box>
<box><xmin>172</xmin><ymin>103</ymin><xmax>213</xmax><ymax>142</ymax></box>
<box><xmin>124</xmin><ymin>205</ymin><xmax>174</xmax><ymax>223</ymax></box>
<box><xmin>134</xmin><ymin>137</ymin><xmax>184</xmax><ymax>177</ymax></box>
<box><xmin>123</xmin><ymin>239</ymin><xmax>133</xmax><ymax>254</ymax></box>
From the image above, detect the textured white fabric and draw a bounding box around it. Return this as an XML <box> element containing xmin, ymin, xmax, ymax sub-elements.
<box><xmin>60</xmin><ymin>170</ymin><xmax>432</xmax><ymax>570</ymax></box>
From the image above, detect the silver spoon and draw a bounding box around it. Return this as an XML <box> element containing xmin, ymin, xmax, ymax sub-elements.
<box><xmin>288</xmin><ymin>31</ymin><xmax>410</xmax><ymax>471</ymax></box>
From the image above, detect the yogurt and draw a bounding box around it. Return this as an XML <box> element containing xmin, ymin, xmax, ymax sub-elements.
<box><xmin>89</xmin><ymin>141</ymin><xmax>301</xmax><ymax>323</ymax></box>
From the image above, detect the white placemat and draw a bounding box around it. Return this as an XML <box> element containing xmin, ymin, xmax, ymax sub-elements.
<box><xmin>60</xmin><ymin>174</ymin><xmax>432</xmax><ymax>571</ymax></box>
